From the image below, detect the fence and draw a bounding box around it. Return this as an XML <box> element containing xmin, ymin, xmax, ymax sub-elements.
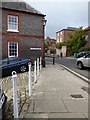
<box><xmin>0</xmin><ymin>57</ymin><xmax>42</xmax><ymax>118</ymax></box>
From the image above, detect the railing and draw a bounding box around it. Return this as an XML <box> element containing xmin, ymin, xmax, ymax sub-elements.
<box><xmin>0</xmin><ymin>57</ymin><xmax>42</xmax><ymax>118</ymax></box>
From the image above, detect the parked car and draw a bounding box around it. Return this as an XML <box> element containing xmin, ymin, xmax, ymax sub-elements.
<box><xmin>0</xmin><ymin>57</ymin><xmax>31</xmax><ymax>77</ymax></box>
<box><xmin>77</xmin><ymin>51</ymin><xmax>90</xmax><ymax>58</ymax></box>
<box><xmin>76</xmin><ymin>52</ymin><xmax>90</xmax><ymax>69</ymax></box>
<box><xmin>0</xmin><ymin>88</ymin><xmax>7</xmax><ymax>120</ymax></box>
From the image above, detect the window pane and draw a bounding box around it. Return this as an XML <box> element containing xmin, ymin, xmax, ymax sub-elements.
<box><xmin>8</xmin><ymin>15</ymin><xmax>18</xmax><ymax>31</ymax></box>
<box><xmin>8</xmin><ymin>42</ymin><xmax>18</xmax><ymax>57</ymax></box>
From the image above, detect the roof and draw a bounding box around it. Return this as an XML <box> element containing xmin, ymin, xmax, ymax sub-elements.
<box><xmin>85</xmin><ymin>26</ymin><xmax>90</xmax><ymax>31</ymax></box>
<box><xmin>1</xmin><ymin>2</ymin><xmax>45</xmax><ymax>16</ymax></box>
<box><xmin>56</xmin><ymin>27</ymin><xmax>77</xmax><ymax>33</ymax></box>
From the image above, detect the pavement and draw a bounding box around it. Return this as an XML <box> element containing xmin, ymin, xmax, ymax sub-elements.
<box><xmin>18</xmin><ymin>63</ymin><xmax>89</xmax><ymax>119</ymax></box>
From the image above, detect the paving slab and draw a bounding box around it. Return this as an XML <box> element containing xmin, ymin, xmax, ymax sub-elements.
<box><xmin>34</xmin><ymin>100</ymin><xmax>48</xmax><ymax>113</ymax></box>
<box><xmin>46</xmin><ymin>100</ymin><xmax>67</xmax><ymax>113</ymax></box>
<box><xmin>44</xmin><ymin>91</ymin><xmax>59</xmax><ymax>100</ymax></box>
<box><xmin>63</xmin><ymin>100</ymin><xmax>88</xmax><ymax>113</ymax></box>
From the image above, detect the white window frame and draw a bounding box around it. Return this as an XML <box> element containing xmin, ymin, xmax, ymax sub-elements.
<box><xmin>60</xmin><ymin>31</ymin><xmax>62</xmax><ymax>35</ymax></box>
<box><xmin>57</xmin><ymin>38</ymin><xmax>60</xmax><ymax>43</ymax></box>
<box><xmin>7</xmin><ymin>15</ymin><xmax>19</xmax><ymax>32</ymax></box>
<box><xmin>8</xmin><ymin>42</ymin><xmax>18</xmax><ymax>58</ymax></box>
<box><xmin>58</xmin><ymin>33</ymin><xmax>59</xmax><ymax>36</ymax></box>
<box><xmin>60</xmin><ymin>37</ymin><xmax>62</xmax><ymax>42</ymax></box>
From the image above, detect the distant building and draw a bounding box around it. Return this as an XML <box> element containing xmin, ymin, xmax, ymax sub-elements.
<box><xmin>56</xmin><ymin>27</ymin><xmax>77</xmax><ymax>56</ymax></box>
<box><xmin>56</xmin><ymin>27</ymin><xmax>77</xmax><ymax>43</ymax></box>
<box><xmin>45</xmin><ymin>37</ymin><xmax>56</xmax><ymax>46</ymax></box>
<box><xmin>45</xmin><ymin>37</ymin><xmax>56</xmax><ymax>54</ymax></box>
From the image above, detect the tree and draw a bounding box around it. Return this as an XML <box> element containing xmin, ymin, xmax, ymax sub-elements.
<box><xmin>56</xmin><ymin>42</ymin><xmax>64</xmax><ymax>49</ymax></box>
<box><xmin>64</xmin><ymin>27</ymin><xmax>87</xmax><ymax>55</ymax></box>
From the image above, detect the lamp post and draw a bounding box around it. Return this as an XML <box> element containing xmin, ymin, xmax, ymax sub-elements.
<box><xmin>42</xmin><ymin>18</ymin><xmax>47</xmax><ymax>67</ymax></box>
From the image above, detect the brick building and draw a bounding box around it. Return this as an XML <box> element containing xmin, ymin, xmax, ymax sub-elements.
<box><xmin>45</xmin><ymin>37</ymin><xmax>56</xmax><ymax>46</ymax></box>
<box><xmin>1</xmin><ymin>2</ymin><xmax>46</xmax><ymax>61</ymax></box>
<box><xmin>56</xmin><ymin>27</ymin><xmax>77</xmax><ymax>56</ymax></box>
<box><xmin>56</xmin><ymin>27</ymin><xmax>77</xmax><ymax>43</ymax></box>
<box><xmin>45</xmin><ymin>37</ymin><xmax>56</xmax><ymax>54</ymax></box>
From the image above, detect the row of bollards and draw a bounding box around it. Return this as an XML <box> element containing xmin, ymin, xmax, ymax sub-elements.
<box><xmin>11</xmin><ymin>57</ymin><xmax>42</xmax><ymax>118</ymax></box>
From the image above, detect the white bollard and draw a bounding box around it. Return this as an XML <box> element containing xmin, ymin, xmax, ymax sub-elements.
<box><xmin>28</xmin><ymin>62</ymin><xmax>32</xmax><ymax>96</ymax></box>
<box><xmin>12</xmin><ymin>71</ymin><xmax>18</xmax><ymax>118</ymax></box>
<box><xmin>37</xmin><ymin>58</ymin><xmax>39</xmax><ymax>77</ymax></box>
<box><xmin>34</xmin><ymin>60</ymin><xmax>37</xmax><ymax>83</ymax></box>
<box><xmin>40</xmin><ymin>57</ymin><xmax>42</xmax><ymax>71</ymax></box>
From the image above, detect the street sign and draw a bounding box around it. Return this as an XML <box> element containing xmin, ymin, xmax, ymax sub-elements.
<box><xmin>30</xmin><ymin>48</ymin><xmax>41</xmax><ymax>50</ymax></box>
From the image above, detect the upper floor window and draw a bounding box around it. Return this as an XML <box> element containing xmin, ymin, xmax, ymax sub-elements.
<box><xmin>58</xmin><ymin>33</ymin><xmax>59</xmax><ymax>36</ymax></box>
<box><xmin>60</xmin><ymin>31</ymin><xmax>62</xmax><ymax>35</ymax></box>
<box><xmin>7</xmin><ymin>15</ymin><xmax>19</xmax><ymax>32</ymax></box>
<box><xmin>60</xmin><ymin>37</ymin><xmax>62</xmax><ymax>42</ymax></box>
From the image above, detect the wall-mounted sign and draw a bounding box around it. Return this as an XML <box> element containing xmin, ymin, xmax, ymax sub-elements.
<box><xmin>30</xmin><ymin>48</ymin><xmax>41</xmax><ymax>50</ymax></box>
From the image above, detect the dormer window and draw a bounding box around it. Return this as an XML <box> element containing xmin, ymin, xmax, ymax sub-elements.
<box><xmin>7</xmin><ymin>15</ymin><xmax>19</xmax><ymax>32</ymax></box>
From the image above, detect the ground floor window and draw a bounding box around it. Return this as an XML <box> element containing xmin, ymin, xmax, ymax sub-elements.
<box><xmin>8</xmin><ymin>42</ymin><xmax>18</xmax><ymax>57</ymax></box>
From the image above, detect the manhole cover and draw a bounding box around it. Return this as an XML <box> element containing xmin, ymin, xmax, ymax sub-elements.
<box><xmin>70</xmin><ymin>94</ymin><xmax>84</xmax><ymax>98</ymax></box>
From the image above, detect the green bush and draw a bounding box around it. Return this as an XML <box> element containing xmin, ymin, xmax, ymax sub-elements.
<box><xmin>56</xmin><ymin>42</ymin><xmax>64</xmax><ymax>49</ymax></box>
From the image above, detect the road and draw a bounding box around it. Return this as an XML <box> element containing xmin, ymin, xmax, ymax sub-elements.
<box><xmin>45</xmin><ymin>56</ymin><xmax>90</xmax><ymax>79</ymax></box>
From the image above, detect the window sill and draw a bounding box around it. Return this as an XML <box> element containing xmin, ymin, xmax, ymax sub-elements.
<box><xmin>7</xmin><ymin>30</ymin><xmax>19</xmax><ymax>33</ymax></box>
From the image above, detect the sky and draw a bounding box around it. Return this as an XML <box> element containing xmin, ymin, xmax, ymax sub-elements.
<box><xmin>22</xmin><ymin>0</ymin><xmax>88</xmax><ymax>39</ymax></box>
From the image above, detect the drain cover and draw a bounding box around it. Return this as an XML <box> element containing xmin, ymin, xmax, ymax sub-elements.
<box><xmin>70</xmin><ymin>94</ymin><xmax>84</xmax><ymax>98</ymax></box>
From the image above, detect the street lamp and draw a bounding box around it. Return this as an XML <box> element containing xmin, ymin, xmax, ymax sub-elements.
<box><xmin>42</xmin><ymin>18</ymin><xmax>47</xmax><ymax>67</ymax></box>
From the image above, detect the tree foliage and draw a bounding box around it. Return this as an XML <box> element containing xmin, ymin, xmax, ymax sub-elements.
<box><xmin>56</xmin><ymin>42</ymin><xmax>64</xmax><ymax>49</ymax></box>
<box><xmin>64</xmin><ymin>27</ymin><xmax>87</xmax><ymax>55</ymax></box>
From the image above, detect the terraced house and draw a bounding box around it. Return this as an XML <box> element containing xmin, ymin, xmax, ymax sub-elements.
<box><xmin>1</xmin><ymin>2</ymin><xmax>46</xmax><ymax>61</ymax></box>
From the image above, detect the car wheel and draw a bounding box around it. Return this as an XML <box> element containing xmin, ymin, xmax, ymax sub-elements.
<box><xmin>20</xmin><ymin>65</ymin><xmax>27</xmax><ymax>72</ymax></box>
<box><xmin>77</xmin><ymin>62</ymin><xmax>84</xmax><ymax>69</ymax></box>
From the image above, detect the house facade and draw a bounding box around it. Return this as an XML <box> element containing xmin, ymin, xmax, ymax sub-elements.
<box><xmin>56</xmin><ymin>27</ymin><xmax>77</xmax><ymax>56</ymax></box>
<box><xmin>1</xmin><ymin>2</ymin><xmax>46</xmax><ymax>61</ymax></box>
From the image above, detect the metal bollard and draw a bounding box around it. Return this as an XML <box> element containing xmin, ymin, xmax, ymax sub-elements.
<box><xmin>40</xmin><ymin>57</ymin><xmax>42</xmax><ymax>71</ymax></box>
<box><xmin>34</xmin><ymin>60</ymin><xmax>37</xmax><ymax>83</ymax></box>
<box><xmin>28</xmin><ymin>62</ymin><xmax>32</xmax><ymax>96</ymax></box>
<box><xmin>53</xmin><ymin>55</ymin><xmax>55</xmax><ymax>65</ymax></box>
<box><xmin>12</xmin><ymin>71</ymin><xmax>18</xmax><ymax>118</ymax></box>
<box><xmin>37</xmin><ymin>58</ymin><xmax>39</xmax><ymax>77</ymax></box>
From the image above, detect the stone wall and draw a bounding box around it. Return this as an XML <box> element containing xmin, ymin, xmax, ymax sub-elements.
<box><xmin>0</xmin><ymin>71</ymin><xmax>34</xmax><ymax>118</ymax></box>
